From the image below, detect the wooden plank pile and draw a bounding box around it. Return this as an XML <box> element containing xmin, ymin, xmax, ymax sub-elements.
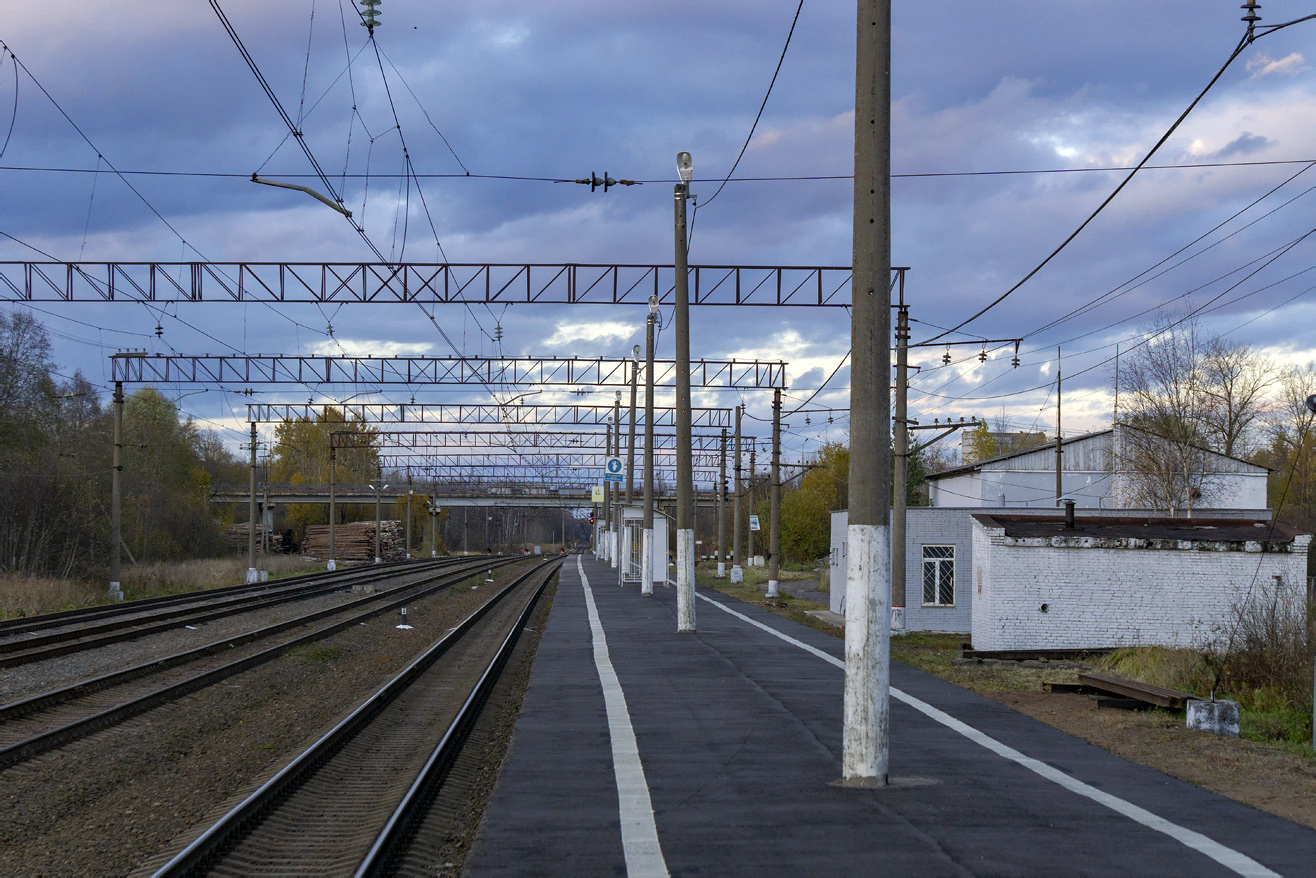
<box><xmin>302</xmin><ymin>520</ymin><xmax>404</xmax><ymax>562</ymax></box>
<box><xmin>224</xmin><ymin>522</ymin><xmax>271</xmax><ymax>552</ymax></box>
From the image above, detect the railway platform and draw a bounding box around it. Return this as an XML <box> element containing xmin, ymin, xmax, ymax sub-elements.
<box><xmin>465</xmin><ymin>555</ymin><xmax>1316</xmax><ymax>877</ymax></box>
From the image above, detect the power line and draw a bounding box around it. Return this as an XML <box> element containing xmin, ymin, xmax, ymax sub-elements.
<box><xmin>917</xmin><ymin>29</ymin><xmax>1253</xmax><ymax>346</ymax></box>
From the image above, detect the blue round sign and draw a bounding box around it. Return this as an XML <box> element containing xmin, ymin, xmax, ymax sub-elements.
<box><xmin>607</xmin><ymin>458</ymin><xmax>623</xmax><ymax>473</ymax></box>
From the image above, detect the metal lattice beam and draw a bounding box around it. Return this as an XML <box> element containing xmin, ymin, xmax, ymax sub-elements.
<box><xmin>326</xmin><ymin>429</ymin><xmax>756</xmax><ymax>453</ymax></box>
<box><xmin>0</xmin><ymin>263</ymin><xmax>901</xmax><ymax>307</ymax></box>
<box><xmin>247</xmin><ymin>402</ymin><xmax>735</xmax><ymax>428</ymax></box>
<box><xmin>111</xmin><ymin>354</ymin><xmax>786</xmax><ymax>389</ymax></box>
<box><xmin>374</xmin><ymin>452</ymin><xmax>724</xmax><ymax>470</ymax></box>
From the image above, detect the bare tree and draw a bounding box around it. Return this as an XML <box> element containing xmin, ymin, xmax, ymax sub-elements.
<box><xmin>1200</xmin><ymin>338</ymin><xmax>1275</xmax><ymax>459</ymax></box>
<box><xmin>1114</xmin><ymin>311</ymin><xmax>1223</xmax><ymax>514</ymax></box>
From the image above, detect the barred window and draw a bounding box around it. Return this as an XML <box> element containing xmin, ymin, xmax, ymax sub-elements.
<box><xmin>922</xmin><ymin>545</ymin><xmax>955</xmax><ymax>606</ymax></box>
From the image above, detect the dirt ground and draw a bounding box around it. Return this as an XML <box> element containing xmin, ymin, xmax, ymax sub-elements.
<box><xmin>701</xmin><ymin>577</ymin><xmax>1316</xmax><ymax>832</ymax></box>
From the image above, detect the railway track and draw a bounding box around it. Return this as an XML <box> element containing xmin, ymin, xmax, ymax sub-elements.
<box><xmin>151</xmin><ymin>556</ymin><xmax>562</xmax><ymax>877</ymax></box>
<box><xmin>0</xmin><ymin>555</ymin><xmax>528</xmax><ymax>770</ymax></box>
<box><xmin>0</xmin><ymin>558</ymin><xmax>468</xmax><ymax>668</ymax></box>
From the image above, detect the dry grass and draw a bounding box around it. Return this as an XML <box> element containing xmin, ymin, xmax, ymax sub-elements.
<box><xmin>0</xmin><ymin>574</ymin><xmax>101</xmax><ymax>619</ymax></box>
<box><xmin>0</xmin><ymin>555</ymin><xmax>327</xmax><ymax>619</ymax></box>
<box><xmin>118</xmin><ymin>556</ymin><xmax>323</xmax><ymax>599</ymax></box>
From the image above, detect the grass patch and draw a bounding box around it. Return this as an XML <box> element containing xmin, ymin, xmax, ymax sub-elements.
<box><xmin>288</xmin><ymin>643</ymin><xmax>342</xmax><ymax>662</ymax></box>
<box><xmin>0</xmin><ymin>574</ymin><xmax>100</xmax><ymax>620</ymax></box>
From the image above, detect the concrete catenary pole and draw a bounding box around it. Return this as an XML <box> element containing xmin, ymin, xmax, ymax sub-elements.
<box><xmin>747</xmin><ymin>446</ymin><xmax>756</xmax><ymax>565</ymax></box>
<box><xmin>642</xmin><ymin>301</ymin><xmax>657</xmax><ymax>595</ymax></box>
<box><xmin>732</xmin><ymin>405</ymin><xmax>742</xmax><ymax>577</ymax></box>
<box><xmin>613</xmin><ymin>390</ymin><xmax>622</xmax><ymax>571</ymax></box>
<box><xmin>767</xmin><ymin>389</ymin><xmax>782</xmax><ymax>598</ymax></box>
<box><xmin>717</xmin><ymin>427</ymin><xmax>727</xmax><ymax>577</ymax></box>
<box><xmin>627</xmin><ymin>350</ymin><xmax>639</xmax><ymax>506</ymax></box>
<box><xmin>844</xmin><ymin>0</ymin><xmax>893</xmax><ymax>787</ymax></box>
<box><xmin>247</xmin><ymin>422</ymin><xmax>259</xmax><ymax>585</ymax></box>
<box><xmin>674</xmin><ymin>155</ymin><xmax>696</xmax><ymax>632</ymax></box>
<box><xmin>109</xmin><ymin>382</ymin><xmax>124</xmax><ymax>601</ymax></box>
<box><xmin>892</xmin><ymin>298</ymin><xmax>909</xmax><ymax>632</ymax></box>
<box><xmin>374</xmin><ymin>477</ymin><xmax>383</xmax><ymax>564</ymax></box>
<box><xmin>406</xmin><ymin>475</ymin><xmax>413</xmax><ymax>560</ymax></box>
<box><xmin>603</xmin><ymin>418</ymin><xmax>612</xmax><ymax>562</ymax></box>
<box><xmin>327</xmin><ymin>445</ymin><xmax>337</xmax><ymax>571</ymax></box>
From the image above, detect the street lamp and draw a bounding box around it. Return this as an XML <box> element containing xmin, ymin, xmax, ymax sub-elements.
<box><xmin>674</xmin><ymin>151</ymin><xmax>695</xmax><ymax>631</ymax></box>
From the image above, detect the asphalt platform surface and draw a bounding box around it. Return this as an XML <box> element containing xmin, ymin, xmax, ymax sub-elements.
<box><xmin>464</xmin><ymin>556</ymin><xmax>1316</xmax><ymax>877</ymax></box>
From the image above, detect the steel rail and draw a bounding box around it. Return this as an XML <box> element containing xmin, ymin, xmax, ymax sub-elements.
<box><xmin>0</xmin><ymin>560</ymin><xmax>477</xmax><ymax>724</ymax></box>
<box><xmin>356</xmin><ymin>558</ymin><xmax>557</xmax><ymax>875</ymax></box>
<box><xmin>0</xmin><ymin>558</ymin><xmax>459</xmax><ymax>668</ymax></box>
<box><xmin>0</xmin><ymin>556</ymin><xmax>526</xmax><ymax>770</ymax></box>
<box><xmin>0</xmin><ymin>557</ymin><xmax>421</xmax><ymax>637</ymax></box>
<box><xmin>152</xmin><ymin>557</ymin><xmax>560</xmax><ymax>877</ymax></box>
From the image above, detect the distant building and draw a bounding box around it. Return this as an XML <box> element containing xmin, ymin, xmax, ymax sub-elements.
<box><xmin>928</xmin><ymin>423</ymin><xmax>1267</xmax><ymax>511</ymax></box>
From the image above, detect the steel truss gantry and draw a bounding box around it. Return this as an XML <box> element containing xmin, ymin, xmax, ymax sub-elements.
<box><xmin>247</xmin><ymin>402</ymin><xmax>735</xmax><ymax>428</ymax></box>
<box><xmin>111</xmin><ymin>353</ymin><xmax>786</xmax><ymax>389</ymax></box>
<box><xmin>327</xmin><ymin>429</ymin><xmax>757</xmax><ymax>454</ymax></box>
<box><xmin>1</xmin><ymin>263</ymin><xmax>903</xmax><ymax>307</ymax></box>
<box><xmin>376</xmin><ymin>453</ymin><xmax>724</xmax><ymax>471</ymax></box>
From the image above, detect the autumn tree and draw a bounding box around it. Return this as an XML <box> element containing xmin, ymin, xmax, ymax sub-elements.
<box><xmin>271</xmin><ymin>407</ymin><xmax>380</xmax><ymax>540</ymax></box>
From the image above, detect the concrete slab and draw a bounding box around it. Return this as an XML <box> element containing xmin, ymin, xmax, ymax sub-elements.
<box><xmin>465</xmin><ymin>556</ymin><xmax>1316</xmax><ymax>876</ymax></box>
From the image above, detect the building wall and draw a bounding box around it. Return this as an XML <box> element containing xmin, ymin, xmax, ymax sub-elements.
<box><xmin>830</xmin><ymin>506</ymin><xmax>1273</xmax><ymax>633</ymax></box>
<box><xmin>971</xmin><ymin>520</ymin><xmax>1310</xmax><ymax>651</ymax></box>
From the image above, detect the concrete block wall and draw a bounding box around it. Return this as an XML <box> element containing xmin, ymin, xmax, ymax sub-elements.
<box><xmin>971</xmin><ymin>520</ymin><xmax>1311</xmax><ymax>651</ymax></box>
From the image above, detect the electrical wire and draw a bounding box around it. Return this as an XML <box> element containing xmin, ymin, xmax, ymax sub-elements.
<box><xmin>918</xmin><ymin>29</ymin><xmax>1253</xmax><ymax>346</ymax></box>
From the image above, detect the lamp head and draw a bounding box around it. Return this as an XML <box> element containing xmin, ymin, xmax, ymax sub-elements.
<box><xmin>615</xmin><ymin>390</ymin><xmax>622</xmax><ymax>403</ymax></box>
<box><xmin>632</xmin><ymin>344</ymin><xmax>641</xmax><ymax>361</ymax></box>
<box><xmin>676</xmin><ymin>151</ymin><xmax>693</xmax><ymax>184</ymax></box>
<box><xmin>648</xmin><ymin>293</ymin><xmax>659</xmax><ymax>314</ymax></box>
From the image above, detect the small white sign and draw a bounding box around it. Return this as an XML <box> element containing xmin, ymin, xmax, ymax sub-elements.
<box><xmin>749</xmin><ymin>514</ymin><xmax>761</xmax><ymax>531</ymax></box>
<box><xmin>591</xmin><ymin>486</ymin><xmax>605</xmax><ymax>502</ymax></box>
<box><xmin>604</xmin><ymin>456</ymin><xmax>624</xmax><ymax>483</ymax></box>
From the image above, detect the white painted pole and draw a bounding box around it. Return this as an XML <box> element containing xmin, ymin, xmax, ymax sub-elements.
<box><xmin>674</xmin><ymin>162</ymin><xmax>696</xmax><ymax>633</ymax></box>
<box><xmin>843</xmin><ymin>0</ymin><xmax>892</xmax><ymax>786</ymax></box>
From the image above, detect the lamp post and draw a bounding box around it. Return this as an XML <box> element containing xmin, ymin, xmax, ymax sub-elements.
<box><xmin>406</xmin><ymin>486</ymin><xmax>414</xmax><ymax>560</ymax></box>
<box><xmin>642</xmin><ymin>294</ymin><xmax>657</xmax><ymax>595</ymax></box>
<box><xmin>674</xmin><ymin>150</ymin><xmax>695</xmax><ymax>632</ymax></box>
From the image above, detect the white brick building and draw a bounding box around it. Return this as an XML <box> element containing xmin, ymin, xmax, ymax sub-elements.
<box><xmin>970</xmin><ymin>514</ymin><xmax>1309</xmax><ymax>651</ymax></box>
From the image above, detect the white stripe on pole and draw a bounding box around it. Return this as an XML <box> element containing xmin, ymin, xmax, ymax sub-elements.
<box><xmin>578</xmin><ymin>556</ymin><xmax>670</xmax><ymax>877</ymax></box>
<box><xmin>696</xmin><ymin>593</ymin><xmax>1277</xmax><ymax>878</ymax></box>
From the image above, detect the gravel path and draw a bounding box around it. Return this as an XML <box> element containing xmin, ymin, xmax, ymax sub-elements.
<box><xmin>0</xmin><ymin>559</ymin><xmax>542</xmax><ymax>877</ymax></box>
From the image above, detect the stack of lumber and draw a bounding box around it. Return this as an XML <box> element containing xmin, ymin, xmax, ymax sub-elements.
<box><xmin>224</xmin><ymin>522</ymin><xmax>271</xmax><ymax>552</ymax></box>
<box><xmin>302</xmin><ymin>520</ymin><xmax>404</xmax><ymax>561</ymax></box>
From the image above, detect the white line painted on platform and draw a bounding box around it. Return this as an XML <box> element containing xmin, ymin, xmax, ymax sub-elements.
<box><xmin>696</xmin><ymin>591</ymin><xmax>1278</xmax><ymax>878</ymax></box>
<box><xmin>579</xmin><ymin>556</ymin><xmax>670</xmax><ymax>878</ymax></box>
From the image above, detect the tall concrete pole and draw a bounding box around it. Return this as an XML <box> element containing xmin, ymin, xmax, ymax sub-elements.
<box><xmin>602</xmin><ymin>420</ymin><xmax>612</xmax><ymax>561</ymax></box>
<box><xmin>109</xmin><ymin>382</ymin><xmax>124</xmax><ymax>601</ymax></box>
<box><xmin>642</xmin><ymin>308</ymin><xmax>657</xmax><ymax>595</ymax></box>
<box><xmin>717</xmin><ymin>427</ymin><xmax>727</xmax><ymax>577</ymax></box>
<box><xmin>626</xmin><ymin>355</ymin><xmax>638</xmax><ymax>505</ymax></box>
<box><xmin>747</xmin><ymin>446</ymin><xmax>756</xmax><ymax>565</ymax></box>
<box><xmin>892</xmin><ymin>299</ymin><xmax>909</xmax><ymax>632</ymax></box>
<box><xmin>767</xmin><ymin>389</ymin><xmax>782</xmax><ymax>598</ymax></box>
<box><xmin>613</xmin><ymin>391</ymin><xmax>622</xmax><ymax>571</ymax></box>
<box><xmin>732</xmin><ymin>405</ymin><xmax>742</xmax><ymax>575</ymax></box>
<box><xmin>844</xmin><ymin>0</ymin><xmax>892</xmax><ymax>787</ymax></box>
<box><xmin>674</xmin><ymin>170</ymin><xmax>695</xmax><ymax>632</ymax></box>
<box><xmin>247</xmin><ymin>422</ymin><xmax>259</xmax><ymax>585</ymax></box>
<box><xmin>327</xmin><ymin>445</ymin><xmax>337</xmax><ymax>571</ymax></box>
<box><xmin>406</xmin><ymin>476</ymin><xmax>413</xmax><ymax>560</ymax></box>
<box><xmin>374</xmin><ymin>478</ymin><xmax>383</xmax><ymax>564</ymax></box>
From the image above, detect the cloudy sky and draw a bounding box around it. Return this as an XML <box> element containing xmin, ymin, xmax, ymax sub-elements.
<box><xmin>3</xmin><ymin>1</ymin><xmax>1315</xmax><ymax>474</ymax></box>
